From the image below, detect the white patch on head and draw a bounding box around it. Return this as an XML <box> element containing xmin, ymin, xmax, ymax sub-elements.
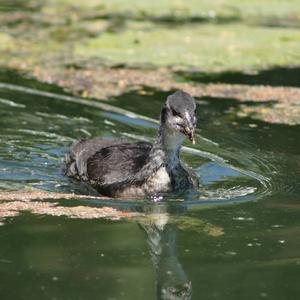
<box><xmin>184</xmin><ymin>111</ymin><xmax>190</xmax><ymax>122</ymax></box>
<box><xmin>185</xmin><ymin>110</ymin><xmax>194</xmax><ymax>127</ymax></box>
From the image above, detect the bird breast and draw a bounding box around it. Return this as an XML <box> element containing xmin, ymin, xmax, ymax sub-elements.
<box><xmin>144</xmin><ymin>167</ymin><xmax>172</xmax><ymax>193</ymax></box>
<box><xmin>115</xmin><ymin>167</ymin><xmax>172</xmax><ymax>198</ymax></box>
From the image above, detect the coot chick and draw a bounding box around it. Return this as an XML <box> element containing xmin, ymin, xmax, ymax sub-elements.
<box><xmin>65</xmin><ymin>91</ymin><xmax>198</xmax><ymax>198</ymax></box>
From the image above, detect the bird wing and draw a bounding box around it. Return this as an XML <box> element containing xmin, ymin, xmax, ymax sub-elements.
<box><xmin>87</xmin><ymin>142</ymin><xmax>152</xmax><ymax>186</ymax></box>
<box><xmin>65</xmin><ymin>138</ymin><xmax>130</xmax><ymax>178</ymax></box>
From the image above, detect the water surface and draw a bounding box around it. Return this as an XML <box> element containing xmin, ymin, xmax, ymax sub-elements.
<box><xmin>0</xmin><ymin>76</ymin><xmax>299</xmax><ymax>300</ymax></box>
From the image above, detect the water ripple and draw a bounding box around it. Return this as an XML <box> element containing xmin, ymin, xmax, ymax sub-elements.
<box><xmin>0</xmin><ymin>82</ymin><xmax>295</xmax><ymax>204</ymax></box>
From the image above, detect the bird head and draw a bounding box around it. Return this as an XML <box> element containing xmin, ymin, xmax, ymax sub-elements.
<box><xmin>161</xmin><ymin>91</ymin><xmax>197</xmax><ymax>144</ymax></box>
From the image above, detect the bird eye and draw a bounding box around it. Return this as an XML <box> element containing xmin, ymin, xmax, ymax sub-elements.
<box><xmin>171</xmin><ymin>108</ymin><xmax>180</xmax><ymax>117</ymax></box>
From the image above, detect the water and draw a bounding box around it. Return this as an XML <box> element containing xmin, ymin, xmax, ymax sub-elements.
<box><xmin>0</xmin><ymin>76</ymin><xmax>300</xmax><ymax>300</ymax></box>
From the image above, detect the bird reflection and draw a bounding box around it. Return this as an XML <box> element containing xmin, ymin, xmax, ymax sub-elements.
<box><xmin>138</xmin><ymin>204</ymin><xmax>192</xmax><ymax>300</ymax></box>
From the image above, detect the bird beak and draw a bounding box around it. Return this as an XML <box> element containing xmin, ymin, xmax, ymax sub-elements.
<box><xmin>183</xmin><ymin>126</ymin><xmax>196</xmax><ymax>144</ymax></box>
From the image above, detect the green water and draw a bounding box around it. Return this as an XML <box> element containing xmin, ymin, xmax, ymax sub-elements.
<box><xmin>0</xmin><ymin>76</ymin><xmax>299</xmax><ymax>300</ymax></box>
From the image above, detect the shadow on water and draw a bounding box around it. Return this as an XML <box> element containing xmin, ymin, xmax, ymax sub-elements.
<box><xmin>0</xmin><ymin>0</ymin><xmax>42</xmax><ymax>12</ymax></box>
<box><xmin>82</xmin><ymin>12</ymin><xmax>241</xmax><ymax>27</ymax></box>
<box><xmin>0</xmin><ymin>71</ymin><xmax>300</xmax><ymax>299</ymax></box>
<box><xmin>3</xmin><ymin>1</ymin><xmax>300</xmax><ymax>34</ymax></box>
<box><xmin>81</xmin><ymin>11</ymin><xmax>300</xmax><ymax>30</ymax></box>
<box><xmin>176</xmin><ymin>66</ymin><xmax>300</xmax><ymax>88</ymax></box>
<box><xmin>256</xmin><ymin>16</ymin><xmax>300</xmax><ymax>29</ymax></box>
<box><xmin>0</xmin><ymin>69</ymin><xmax>68</xmax><ymax>94</ymax></box>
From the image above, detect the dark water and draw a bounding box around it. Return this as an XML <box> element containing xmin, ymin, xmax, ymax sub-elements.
<box><xmin>0</xmin><ymin>77</ymin><xmax>300</xmax><ymax>300</ymax></box>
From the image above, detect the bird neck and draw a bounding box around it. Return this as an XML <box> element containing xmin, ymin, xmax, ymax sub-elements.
<box><xmin>153</xmin><ymin>124</ymin><xmax>184</xmax><ymax>163</ymax></box>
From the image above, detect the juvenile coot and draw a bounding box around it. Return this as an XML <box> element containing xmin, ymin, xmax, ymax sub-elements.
<box><xmin>65</xmin><ymin>91</ymin><xmax>198</xmax><ymax>198</ymax></box>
